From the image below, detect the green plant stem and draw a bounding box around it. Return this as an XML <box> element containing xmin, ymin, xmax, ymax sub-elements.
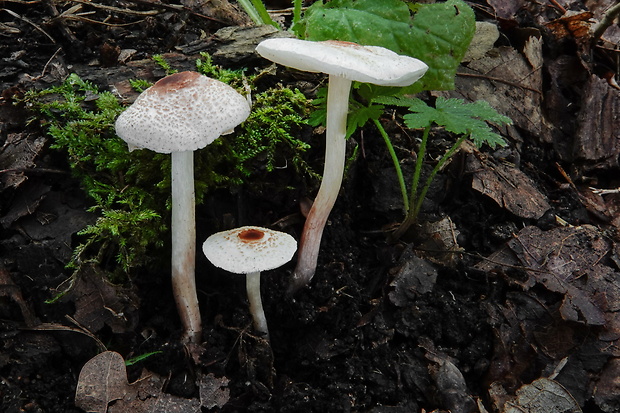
<box><xmin>251</xmin><ymin>0</ymin><xmax>280</xmax><ymax>28</ymax></box>
<box><xmin>391</xmin><ymin>133</ymin><xmax>467</xmax><ymax>240</ymax></box>
<box><xmin>411</xmin><ymin>134</ymin><xmax>467</xmax><ymax>219</ymax></box>
<box><xmin>388</xmin><ymin>125</ymin><xmax>429</xmax><ymax>241</ymax></box>
<box><xmin>237</xmin><ymin>0</ymin><xmax>263</xmax><ymax>25</ymax></box>
<box><xmin>373</xmin><ymin>118</ymin><xmax>408</xmax><ymax>210</ymax></box>
<box><xmin>293</xmin><ymin>0</ymin><xmax>302</xmax><ymax>25</ymax></box>
<box><xmin>409</xmin><ymin>124</ymin><xmax>431</xmax><ymax>213</ymax></box>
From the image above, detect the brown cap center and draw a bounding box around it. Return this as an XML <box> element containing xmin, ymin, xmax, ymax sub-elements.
<box><xmin>238</xmin><ymin>228</ymin><xmax>265</xmax><ymax>242</ymax></box>
<box><xmin>152</xmin><ymin>71</ymin><xmax>201</xmax><ymax>93</ymax></box>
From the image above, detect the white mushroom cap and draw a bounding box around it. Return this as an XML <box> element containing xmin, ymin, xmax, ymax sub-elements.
<box><xmin>115</xmin><ymin>71</ymin><xmax>250</xmax><ymax>153</ymax></box>
<box><xmin>256</xmin><ymin>38</ymin><xmax>428</xmax><ymax>87</ymax></box>
<box><xmin>203</xmin><ymin>226</ymin><xmax>297</xmax><ymax>274</ymax></box>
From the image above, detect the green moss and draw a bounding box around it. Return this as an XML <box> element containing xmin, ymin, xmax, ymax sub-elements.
<box><xmin>24</xmin><ymin>56</ymin><xmax>315</xmax><ymax>281</ymax></box>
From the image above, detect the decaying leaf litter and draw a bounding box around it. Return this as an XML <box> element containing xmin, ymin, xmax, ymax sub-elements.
<box><xmin>1</xmin><ymin>0</ymin><xmax>620</xmax><ymax>412</ymax></box>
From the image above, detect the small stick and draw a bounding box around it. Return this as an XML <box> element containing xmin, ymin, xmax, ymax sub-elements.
<box><xmin>592</xmin><ymin>2</ymin><xmax>620</xmax><ymax>43</ymax></box>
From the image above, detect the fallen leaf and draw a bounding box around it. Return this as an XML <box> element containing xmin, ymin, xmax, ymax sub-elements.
<box><xmin>436</xmin><ymin>40</ymin><xmax>546</xmax><ymax>140</ymax></box>
<box><xmin>573</xmin><ymin>75</ymin><xmax>620</xmax><ymax>168</ymax></box>
<box><xmin>593</xmin><ymin>358</ymin><xmax>620</xmax><ymax>413</ymax></box>
<box><xmin>479</xmin><ymin>225</ymin><xmax>620</xmax><ymax>353</ymax></box>
<box><xmin>75</xmin><ymin>351</ymin><xmax>128</xmax><ymax>413</ymax></box>
<box><xmin>545</xmin><ymin>12</ymin><xmax>594</xmax><ymax>42</ymax></box>
<box><xmin>69</xmin><ymin>264</ymin><xmax>139</xmax><ymax>334</ymax></box>
<box><xmin>504</xmin><ymin>378</ymin><xmax>582</xmax><ymax>413</ymax></box>
<box><xmin>0</xmin><ymin>181</ymin><xmax>50</xmax><ymax>228</ymax></box>
<box><xmin>76</xmin><ymin>351</ymin><xmax>202</xmax><ymax>413</ymax></box>
<box><xmin>0</xmin><ymin>262</ymin><xmax>37</xmax><ymax>326</ymax></box>
<box><xmin>0</xmin><ymin>133</ymin><xmax>46</xmax><ymax>189</ymax></box>
<box><xmin>467</xmin><ymin>154</ymin><xmax>551</xmax><ymax>219</ymax></box>
<box><xmin>199</xmin><ymin>373</ymin><xmax>230</xmax><ymax>409</ymax></box>
<box><xmin>486</xmin><ymin>0</ymin><xmax>526</xmax><ymax>20</ymax></box>
<box><xmin>462</xmin><ymin>22</ymin><xmax>500</xmax><ymax>62</ymax></box>
<box><xmin>417</xmin><ymin>217</ymin><xmax>463</xmax><ymax>267</ymax></box>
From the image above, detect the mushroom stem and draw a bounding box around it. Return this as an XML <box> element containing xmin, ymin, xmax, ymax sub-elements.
<box><xmin>246</xmin><ymin>271</ymin><xmax>269</xmax><ymax>340</ymax></box>
<box><xmin>289</xmin><ymin>75</ymin><xmax>352</xmax><ymax>294</ymax></box>
<box><xmin>171</xmin><ymin>150</ymin><xmax>202</xmax><ymax>343</ymax></box>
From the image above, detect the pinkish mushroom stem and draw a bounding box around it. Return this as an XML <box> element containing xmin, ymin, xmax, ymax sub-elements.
<box><xmin>288</xmin><ymin>75</ymin><xmax>351</xmax><ymax>294</ymax></box>
<box><xmin>246</xmin><ymin>271</ymin><xmax>269</xmax><ymax>339</ymax></box>
<box><xmin>170</xmin><ymin>150</ymin><xmax>201</xmax><ymax>343</ymax></box>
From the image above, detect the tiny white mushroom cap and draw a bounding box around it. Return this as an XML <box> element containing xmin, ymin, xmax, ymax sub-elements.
<box><xmin>115</xmin><ymin>71</ymin><xmax>250</xmax><ymax>153</ymax></box>
<box><xmin>256</xmin><ymin>38</ymin><xmax>429</xmax><ymax>87</ymax></box>
<box><xmin>203</xmin><ymin>226</ymin><xmax>297</xmax><ymax>274</ymax></box>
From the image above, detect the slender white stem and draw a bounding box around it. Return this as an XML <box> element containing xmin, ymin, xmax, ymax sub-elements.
<box><xmin>246</xmin><ymin>271</ymin><xmax>269</xmax><ymax>340</ymax></box>
<box><xmin>171</xmin><ymin>150</ymin><xmax>201</xmax><ymax>343</ymax></box>
<box><xmin>289</xmin><ymin>75</ymin><xmax>352</xmax><ymax>294</ymax></box>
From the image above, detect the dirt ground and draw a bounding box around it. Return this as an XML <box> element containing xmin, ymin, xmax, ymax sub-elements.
<box><xmin>1</xmin><ymin>1</ymin><xmax>620</xmax><ymax>412</ymax></box>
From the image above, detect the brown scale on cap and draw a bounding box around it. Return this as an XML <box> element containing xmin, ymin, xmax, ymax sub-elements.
<box><xmin>322</xmin><ymin>40</ymin><xmax>363</xmax><ymax>49</ymax></box>
<box><xmin>152</xmin><ymin>71</ymin><xmax>201</xmax><ymax>94</ymax></box>
<box><xmin>239</xmin><ymin>228</ymin><xmax>265</xmax><ymax>242</ymax></box>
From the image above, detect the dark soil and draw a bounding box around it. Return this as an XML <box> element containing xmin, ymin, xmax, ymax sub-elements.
<box><xmin>1</xmin><ymin>1</ymin><xmax>620</xmax><ymax>413</ymax></box>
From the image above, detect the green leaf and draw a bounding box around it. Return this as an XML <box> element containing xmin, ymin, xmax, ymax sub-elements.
<box><xmin>401</xmin><ymin>97</ymin><xmax>511</xmax><ymax>148</ymax></box>
<box><xmin>308</xmin><ymin>86</ymin><xmax>384</xmax><ymax>138</ymax></box>
<box><xmin>296</xmin><ymin>0</ymin><xmax>475</xmax><ymax>92</ymax></box>
<box><xmin>346</xmin><ymin>104</ymin><xmax>384</xmax><ymax>138</ymax></box>
<box><xmin>125</xmin><ymin>351</ymin><xmax>163</xmax><ymax>366</ymax></box>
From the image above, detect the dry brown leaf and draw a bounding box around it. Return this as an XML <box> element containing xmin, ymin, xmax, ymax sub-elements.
<box><xmin>503</xmin><ymin>378</ymin><xmax>582</xmax><ymax>413</ymax></box>
<box><xmin>76</xmin><ymin>351</ymin><xmax>203</xmax><ymax>413</ymax></box>
<box><xmin>593</xmin><ymin>358</ymin><xmax>620</xmax><ymax>413</ymax></box>
<box><xmin>436</xmin><ymin>39</ymin><xmax>546</xmax><ymax>140</ymax></box>
<box><xmin>69</xmin><ymin>264</ymin><xmax>139</xmax><ymax>334</ymax></box>
<box><xmin>0</xmin><ymin>263</ymin><xmax>37</xmax><ymax>326</ymax></box>
<box><xmin>75</xmin><ymin>351</ymin><xmax>128</xmax><ymax>413</ymax></box>
<box><xmin>573</xmin><ymin>75</ymin><xmax>620</xmax><ymax>168</ymax></box>
<box><xmin>486</xmin><ymin>0</ymin><xmax>526</xmax><ymax>20</ymax></box>
<box><xmin>199</xmin><ymin>373</ymin><xmax>230</xmax><ymax>409</ymax></box>
<box><xmin>545</xmin><ymin>12</ymin><xmax>594</xmax><ymax>42</ymax></box>
<box><xmin>467</xmin><ymin>154</ymin><xmax>551</xmax><ymax>219</ymax></box>
<box><xmin>480</xmin><ymin>225</ymin><xmax>620</xmax><ymax>355</ymax></box>
<box><xmin>0</xmin><ymin>133</ymin><xmax>46</xmax><ymax>189</ymax></box>
<box><xmin>507</xmin><ymin>226</ymin><xmax>611</xmax><ymax>326</ymax></box>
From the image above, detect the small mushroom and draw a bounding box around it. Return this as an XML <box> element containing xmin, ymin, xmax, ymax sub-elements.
<box><xmin>256</xmin><ymin>39</ymin><xmax>428</xmax><ymax>294</ymax></box>
<box><xmin>202</xmin><ymin>226</ymin><xmax>297</xmax><ymax>340</ymax></box>
<box><xmin>115</xmin><ymin>71</ymin><xmax>250</xmax><ymax>343</ymax></box>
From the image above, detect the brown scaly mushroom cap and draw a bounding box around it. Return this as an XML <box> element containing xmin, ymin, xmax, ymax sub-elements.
<box><xmin>115</xmin><ymin>71</ymin><xmax>250</xmax><ymax>153</ymax></box>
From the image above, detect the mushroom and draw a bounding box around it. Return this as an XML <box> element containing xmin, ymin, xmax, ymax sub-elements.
<box><xmin>255</xmin><ymin>39</ymin><xmax>428</xmax><ymax>294</ymax></box>
<box><xmin>202</xmin><ymin>226</ymin><xmax>297</xmax><ymax>340</ymax></box>
<box><xmin>115</xmin><ymin>71</ymin><xmax>250</xmax><ymax>343</ymax></box>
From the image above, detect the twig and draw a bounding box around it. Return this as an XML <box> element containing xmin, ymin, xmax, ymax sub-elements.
<box><xmin>58</xmin><ymin>13</ymin><xmax>147</xmax><ymax>27</ymax></box>
<box><xmin>66</xmin><ymin>0</ymin><xmax>159</xmax><ymax>16</ymax></box>
<box><xmin>36</xmin><ymin>47</ymin><xmax>62</xmax><ymax>80</ymax></box>
<box><xmin>0</xmin><ymin>167</ymin><xmax>70</xmax><ymax>175</ymax></box>
<box><xmin>457</xmin><ymin>72</ymin><xmax>543</xmax><ymax>95</ymax></box>
<box><xmin>548</xmin><ymin>0</ymin><xmax>567</xmax><ymax>14</ymax></box>
<box><xmin>590</xmin><ymin>186</ymin><xmax>620</xmax><ymax>195</ymax></box>
<box><xmin>592</xmin><ymin>1</ymin><xmax>620</xmax><ymax>43</ymax></box>
<box><xmin>2</xmin><ymin>8</ymin><xmax>55</xmax><ymax>42</ymax></box>
<box><xmin>122</xmin><ymin>0</ymin><xmax>228</xmax><ymax>24</ymax></box>
<box><xmin>43</xmin><ymin>0</ymin><xmax>81</xmax><ymax>46</ymax></box>
<box><xmin>1</xmin><ymin>0</ymin><xmax>40</xmax><ymax>3</ymax></box>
